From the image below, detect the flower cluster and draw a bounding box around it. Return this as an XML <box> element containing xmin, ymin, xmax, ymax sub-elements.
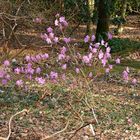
<box><xmin>0</xmin><ymin>15</ymin><xmax>138</xmax><ymax>90</ymax></box>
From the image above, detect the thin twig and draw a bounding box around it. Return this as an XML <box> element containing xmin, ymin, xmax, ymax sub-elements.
<box><xmin>0</xmin><ymin>109</ymin><xmax>28</xmax><ymax>140</ymax></box>
<box><xmin>41</xmin><ymin>121</ymin><xmax>69</xmax><ymax>140</ymax></box>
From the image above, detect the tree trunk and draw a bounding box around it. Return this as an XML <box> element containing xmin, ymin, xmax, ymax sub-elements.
<box><xmin>116</xmin><ymin>0</ymin><xmax>127</xmax><ymax>34</ymax></box>
<box><xmin>95</xmin><ymin>0</ymin><xmax>111</xmax><ymax>41</ymax></box>
<box><xmin>86</xmin><ymin>0</ymin><xmax>95</xmax><ymax>35</ymax></box>
<box><xmin>121</xmin><ymin>0</ymin><xmax>127</xmax><ymax>20</ymax></box>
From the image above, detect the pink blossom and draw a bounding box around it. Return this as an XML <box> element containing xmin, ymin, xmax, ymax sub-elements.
<box><xmin>53</xmin><ymin>37</ymin><xmax>59</xmax><ymax>43</ymax></box>
<box><xmin>102</xmin><ymin>58</ymin><xmax>107</xmax><ymax>67</ymax></box>
<box><xmin>84</xmin><ymin>35</ymin><xmax>90</xmax><ymax>43</ymax></box>
<box><xmin>49</xmin><ymin>32</ymin><xmax>54</xmax><ymax>39</ymax></box>
<box><xmin>36</xmin><ymin>67</ymin><xmax>41</xmax><ymax>74</ymax></box>
<box><xmin>5</xmin><ymin>74</ymin><xmax>10</xmax><ymax>80</ymax></box>
<box><xmin>126</xmin><ymin>67</ymin><xmax>129</xmax><ymax>73</ymax></box>
<box><xmin>91</xmin><ymin>34</ymin><xmax>95</xmax><ymax>41</ymax></box>
<box><xmin>0</xmin><ymin>70</ymin><xmax>6</xmax><ymax>78</ymax></box>
<box><xmin>3</xmin><ymin>60</ymin><xmax>10</xmax><ymax>67</ymax></box>
<box><xmin>59</xmin><ymin>16</ymin><xmax>66</xmax><ymax>23</ymax></box>
<box><xmin>94</xmin><ymin>43</ymin><xmax>100</xmax><ymax>48</ymax></box>
<box><xmin>40</xmin><ymin>53</ymin><xmax>49</xmax><ymax>60</ymax></box>
<box><xmin>33</xmin><ymin>17</ymin><xmax>42</xmax><ymax>23</ymax></box>
<box><xmin>115</xmin><ymin>58</ymin><xmax>120</xmax><ymax>64</ymax></box>
<box><xmin>105</xmin><ymin>68</ymin><xmax>110</xmax><ymax>73</ymax></box>
<box><xmin>106</xmin><ymin>47</ymin><xmax>111</xmax><ymax>53</ymax></box>
<box><xmin>122</xmin><ymin>70</ymin><xmax>129</xmax><ymax>81</ymax></box>
<box><xmin>14</xmin><ymin>68</ymin><xmax>21</xmax><ymax>74</ymax></box>
<box><xmin>25</xmin><ymin>55</ymin><xmax>31</xmax><ymax>62</ymax></box>
<box><xmin>63</xmin><ymin>37</ymin><xmax>71</xmax><ymax>43</ymax></box>
<box><xmin>36</xmin><ymin>54</ymin><xmax>41</xmax><ymax>61</ymax></box>
<box><xmin>98</xmin><ymin>50</ymin><xmax>104</xmax><ymax>59</ymax></box>
<box><xmin>58</xmin><ymin>54</ymin><xmax>65</xmax><ymax>60</ymax></box>
<box><xmin>47</xmin><ymin>27</ymin><xmax>53</xmax><ymax>33</ymax></box>
<box><xmin>88</xmin><ymin>72</ymin><xmax>93</xmax><ymax>78</ymax></box>
<box><xmin>46</xmin><ymin>37</ymin><xmax>52</xmax><ymax>44</ymax></box>
<box><xmin>2</xmin><ymin>79</ymin><xmax>7</xmax><ymax>85</ymax></box>
<box><xmin>109</xmin><ymin>65</ymin><xmax>113</xmax><ymax>69</ymax></box>
<box><xmin>75</xmin><ymin>68</ymin><xmax>80</xmax><ymax>73</ymax></box>
<box><xmin>35</xmin><ymin>77</ymin><xmax>46</xmax><ymax>85</ymax></box>
<box><xmin>50</xmin><ymin>71</ymin><xmax>58</xmax><ymax>80</ymax></box>
<box><xmin>105</xmin><ymin>52</ymin><xmax>111</xmax><ymax>58</ymax></box>
<box><xmin>92</xmin><ymin>48</ymin><xmax>97</xmax><ymax>53</ymax></box>
<box><xmin>132</xmin><ymin>78</ymin><xmax>137</xmax><ymax>85</ymax></box>
<box><xmin>107</xmin><ymin>32</ymin><xmax>113</xmax><ymax>40</ymax></box>
<box><xmin>61</xmin><ymin>47</ymin><xmax>67</xmax><ymax>54</ymax></box>
<box><xmin>55</xmin><ymin>19</ymin><xmax>59</xmax><ymax>26</ymax></box>
<box><xmin>82</xmin><ymin>55</ymin><xmax>90</xmax><ymax>64</ymax></box>
<box><xmin>16</xmin><ymin>79</ymin><xmax>23</xmax><ymax>87</ymax></box>
<box><xmin>101</xmin><ymin>40</ymin><xmax>105</xmax><ymax>45</ymax></box>
<box><xmin>61</xmin><ymin>64</ymin><xmax>67</xmax><ymax>70</ymax></box>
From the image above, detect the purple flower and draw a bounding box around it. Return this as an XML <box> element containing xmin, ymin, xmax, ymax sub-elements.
<box><xmin>49</xmin><ymin>32</ymin><xmax>54</xmax><ymax>39</ymax></box>
<box><xmin>5</xmin><ymin>74</ymin><xmax>10</xmax><ymax>80</ymax></box>
<box><xmin>63</xmin><ymin>37</ymin><xmax>71</xmax><ymax>43</ymax></box>
<box><xmin>94</xmin><ymin>43</ymin><xmax>100</xmax><ymax>48</ymax></box>
<box><xmin>42</xmin><ymin>53</ymin><xmax>49</xmax><ymax>59</ymax></box>
<box><xmin>14</xmin><ymin>68</ymin><xmax>21</xmax><ymax>74</ymax></box>
<box><xmin>59</xmin><ymin>16</ymin><xmax>66</xmax><ymax>23</ymax></box>
<box><xmin>61</xmin><ymin>47</ymin><xmax>67</xmax><ymax>54</ymax></box>
<box><xmin>33</xmin><ymin>17</ymin><xmax>42</xmax><ymax>23</ymax></box>
<box><xmin>55</xmin><ymin>19</ymin><xmax>59</xmax><ymax>26</ymax></box>
<box><xmin>122</xmin><ymin>70</ymin><xmax>129</xmax><ymax>81</ymax></box>
<box><xmin>59</xmin><ymin>17</ymin><xmax>68</xmax><ymax>27</ymax></box>
<box><xmin>47</xmin><ymin>27</ymin><xmax>53</xmax><ymax>33</ymax></box>
<box><xmin>16</xmin><ymin>79</ymin><xmax>23</xmax><ymax>87</ymax></box>
<box><xmin>101</xmin><ymin>40</ymin><xmax>105</xmax><ymax>45</ymax></box>
<box><xmin>88</xmin><ymin>72</ymin><xmax>93</xmax><ymax>78</ymax></box>
<box><xmin>108</xmin><ymin>32</ymin><xmax>113</xmax><ymax>40</ymax></box>
<box><xmin>84</xmin><ymin>35</ymin><xmax>90</xmax><ymax>43</ymax></box>
<box><xmin>98</xmin><ymin>50</ymin><xmax>104</xmax><ymax>59</ymax></box>
<box><xmin>106</xmin><ymin>47</ymin><xmax>111</xmax><ymax>53</ymax></box>
<box><xmin>109</xmin><ymin>65</ymin><xmax>113</xmax><ymax>69</ymax></box>
<box><xmin>25</xmin><ymin>55</ymin><xmax>31</xmax><ymax>62</ymax></box>
<box><xmin>61</xmin><ymin>64</ymin><xmax>67</xmax><ymax>70</ymax></box>
<box><xmin>58</xmin><ymin>54</ymin><xmax>65</xmax><ymax>60</ymax></box>
<box><xmin>115</xmin><ymin>58</ymin><xmax>120</xmax><ymax>64</ymax></box>
<box><xmin>91</xmin><ymin>34</ymin><xmax>95</xmax><ymax>42</ymax></box>
<box><xmin>50</xmin><ymin>71</ymin><xmax>58</xmax><ymax>80</ymax></box>
<box><xmin>132</xmin><ymin>78</ymin><xmax>137</xmax><ymax>85</ymax></box>
<box><xmin>102</xmin><ymin>58</ymin><xmax>107</xmax><ymax>67</ymax></box>
<box><xmin>75</xmin><ymin>68</ymin><xmax>80</xmax><ymax>73</ymax></box>
<box><xmin>0</xmin><ymin>70</ymin><xmax>6</xmax><ymax>78</ymax></box>
<box><xmin>35</xmin><ymin>77</ymin><xmax>46</xmax><ymax>85</ymax></box>
<box><xmin>2</xmin><ymin>79</ymin><xmax>8</xmax><ymax>85</ymax></box>
<box><xmin>105</xmin><ymin>68</ymin><xmax>110</xmax><ymax>73</ymax></box>
<box><xmin>3</xmin><ymin>60</ymin><xmax>10</xmax><ymax>67</ymax></box>
<box><xmin>36</xmin><ymin>67</ymin><xmax>41</xmax><ymax>74</ymax></box>
<box><xmin>90</xmin><ymin>47</ymin><xmax>97</xmax><ymax>53</ymax></box>
<box><xmin>53</xmin><ymin>37</ymin><xmax>59</xmax><ymax>43</ymax></box>
<box><xmin>82</xmin><ymin>55</ymin><xmax>90</xmax><ymax>64</ymax></box>
<box><xmin>36</xmin><ymin>54</ymin><xmax>41</xmax><ymax>61</ymax></box>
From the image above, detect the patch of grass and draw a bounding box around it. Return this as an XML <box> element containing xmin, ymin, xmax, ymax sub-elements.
<box><xmin>109</xmin><ymin>38</ymin><xmax>140</xmax><ymax>56</ymax></box>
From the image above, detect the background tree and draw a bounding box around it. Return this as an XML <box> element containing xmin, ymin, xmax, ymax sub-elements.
<box><xmin>95</xmin><ymin>0</ymin><xmax>111</xmax><ymax>41</ymax></box>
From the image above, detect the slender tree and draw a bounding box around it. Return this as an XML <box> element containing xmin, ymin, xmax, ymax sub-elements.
<box><xmin>86</xmin><ymin>0</ymin><xmax>95</xmax><ymax>34</ymax></box>
<box><xmin>96</xmin><ymin>0</ymin><xmax>111</xmax><ymax>41</ymax></box>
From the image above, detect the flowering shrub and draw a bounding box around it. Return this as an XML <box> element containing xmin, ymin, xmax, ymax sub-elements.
<box><xmin>0</xmin><ymin>14</ymin><xmax>138</xmax><ymax>90</ymax></box>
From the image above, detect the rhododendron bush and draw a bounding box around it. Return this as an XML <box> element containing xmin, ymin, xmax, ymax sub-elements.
<box><xmin>0</xmin><ymin>15</ymin><xmax>138</xmax><ymax>90</ymax></box>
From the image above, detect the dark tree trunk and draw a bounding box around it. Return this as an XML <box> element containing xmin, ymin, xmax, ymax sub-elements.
<box><xmin>96</xmin><ymin>0</ymin><xmax>111</xmax><ymax>41</ymax></box>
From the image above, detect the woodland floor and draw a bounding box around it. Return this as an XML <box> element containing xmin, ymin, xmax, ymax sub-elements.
<box><xmin>0</xmin><ymin>15</ymin><xmax>140</xmax><ymax>140</ymax></box>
